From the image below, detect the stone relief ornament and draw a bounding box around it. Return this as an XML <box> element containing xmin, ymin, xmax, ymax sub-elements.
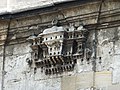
<box><xmin>27</xmin><ymin>19</ymin><xmax>91</xmax><ymax>75</ymax></box>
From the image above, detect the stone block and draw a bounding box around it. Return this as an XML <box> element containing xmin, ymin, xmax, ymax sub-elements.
<box><xmin>95</xmin><ymin>71</ymin><xmax>112</xmax><ymax>87</ymax></box>
<box><xmin>61</xmin><ymin>72</ymin><xmax>94</xmax><ymax>90</ymax></box>
<box><xmin>107</xmin><ymin>84</ymin><xmax>120</xmax><ymax>90</ymax></box>
<box><xmin>61</xmin><ymin>75</ymin><xmax>76</xmax><ymax>90</ymax></box>
<box><xmin>76</xmin><ymin>72</ymin><xmax>94</xmax><ymax>89</ymax></box>
<box><xmin>112</xmin><ymin>55</ymin><xmax>120</xmax><ymax>84</ymax></box>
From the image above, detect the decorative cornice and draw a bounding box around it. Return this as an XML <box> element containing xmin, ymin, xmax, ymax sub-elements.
<box><xmin>0</xmin><ymin>5</ymin><xmax>120</xmax><ymax>46</ymax></box>
<box><xmin>0</xmin><ymin>0</ymin><xmax>99</xmax><ymax>19</ymax></box>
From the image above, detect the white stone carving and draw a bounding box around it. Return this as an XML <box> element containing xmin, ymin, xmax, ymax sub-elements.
<box><xmin>27</xmin><ymin>21</ymin><xmax>90</xmax><ymax>75</ymax></box>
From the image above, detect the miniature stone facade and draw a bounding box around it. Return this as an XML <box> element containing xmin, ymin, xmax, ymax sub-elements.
<box><xmin>27</xmin><ymin>20</ymin><xmax>90</xmax><ymax>75</ymax></box>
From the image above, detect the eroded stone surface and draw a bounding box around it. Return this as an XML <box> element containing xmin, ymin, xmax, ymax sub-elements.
<box><xmin>0</xmin><ymin>0</ymin><xmax>120</xmax><ymax>90</ymax></box>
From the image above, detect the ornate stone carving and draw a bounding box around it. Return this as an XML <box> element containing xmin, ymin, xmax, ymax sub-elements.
<box><xmin>27</xmin><ymin>20</ymin><xmax>91</xmax><ymax>75</ymax></box>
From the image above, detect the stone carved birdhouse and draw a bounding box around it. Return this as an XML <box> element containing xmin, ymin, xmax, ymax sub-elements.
<box><xmin>27</xmin><ymin>20</ymin><xmax>90</xmax><ymax>75</ymax></box>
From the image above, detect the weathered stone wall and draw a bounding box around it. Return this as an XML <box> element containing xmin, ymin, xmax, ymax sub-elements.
<box><xmin>0</xmin><ymin>0</ymin><xmax>70</xmax><ymax>13</ymax></box>
<box><xmin>0</xmin><ymin>0</ymin><xmax>120</xmax><ymax>90</ymax></box>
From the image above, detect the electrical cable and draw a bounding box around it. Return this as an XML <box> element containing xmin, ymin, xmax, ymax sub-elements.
<box><xmin>92</xmin><ymin>0</ymin><xmax>104</xmax><ymax>89</ymax></box>
<box><xmin>1</xmin><ymin>16</ymin><xmax>12</xmax><ymax>90</ymax></box>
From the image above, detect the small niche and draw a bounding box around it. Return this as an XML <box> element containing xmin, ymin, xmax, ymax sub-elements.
<box><xmin>69</xmin><ymin>52</ymin><xmax>71</xmax><ymax>54</ymax></box>
<box><xmin>50</xmin><ymin>48</ymin><xmax>52</xmax><ymax>51</ymax></box>
<box><xmin>74</xmin><ymin>59</ymin><xmax>77</xmax><ymax>64</ymax></box>
<box><xmin>67</xmin><ymin>28</ymin><xmax>69</xmax><ymax>31</ymax></box>
<box><xmin>70</xmin><ymin>60</ymin><xmax>72</xmax><ymax>64</ymax></box>
<box><xmin>60</xmin><ymin>35</ymin><xmax>62</xmax><ymax>38</ymax></box>
<box><xmin>99</xmin><ymin>57</ymin><xmax>101</xmax><ymax>60</ymax></box>
<box><xmin>79</xmin><ymin>45</ymin><xmax>82</xmax><ymax>49</ymax></box>
<box><xmin>87</xmin><ymin>58</ymin><xmax>90</xmax><ymax>64</ymax></box>
<box><xmin>55</xmin><ymin>36</ymin><xmax>57</xmax><ymax>39</ymax></box>
<box><xmin>54</xmin><ymin>47</ymin><xmax>56</xmax><ymax>50</ymax></box>
<box><xmin>99</xmin><ymin>57</ymin><xmax>102</xmax><ymax>64</ymax></box>
<box><xmin>81</xmin><ymin>59</ymin><xmax>84</xmax><ymax>65</ymax></box>
<box><xmin>48</xmin><ymin>64</ymin><xmax>51</xmax><ymax>67</ymax></box>
<box><xmin>81</xmin><ymin>59</ymin><xmax>83</xmax><ymax>62</ymax></box>
<box><xmin>77</xmin><ymin>34</ymin><xmax>79</xmax><ymax>37</ymax></box>
<box><xmin>45</xmin><ymin>69</ymin><xmax>48</xmax><ymax>75</ymax></box>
